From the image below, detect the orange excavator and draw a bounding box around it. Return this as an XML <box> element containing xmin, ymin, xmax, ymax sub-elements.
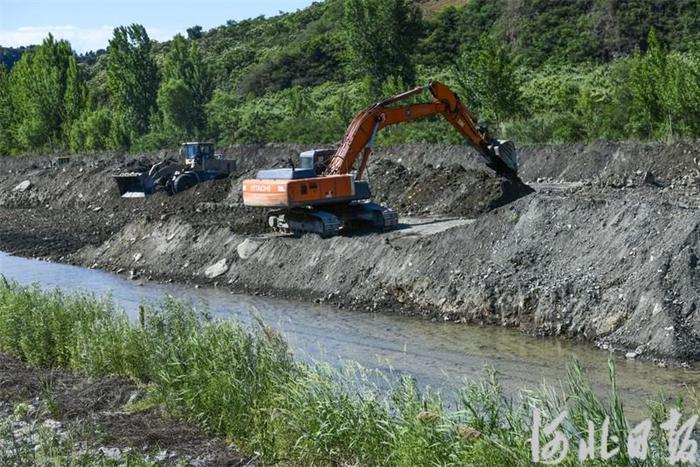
<box><xmin>242</xmin><ymin>81</ymin><xmax>518</xmax><ymax>237</ymax></box>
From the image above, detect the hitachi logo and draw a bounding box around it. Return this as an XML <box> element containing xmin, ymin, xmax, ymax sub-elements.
<box><xmin>249</xmin><ymin>184</ymin><xmax>273</xmax><ymax>192</ymax></box>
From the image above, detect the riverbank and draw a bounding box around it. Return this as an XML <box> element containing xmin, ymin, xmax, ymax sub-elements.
<box><xmin>1</xmin><ymin>142</ymin><xmax>699</xmax><ymax>363</ymax></box>
<box><xmin>0</xmin><ymin>279</ymin><xmax>691</xmax><ymax>465</ymax></box>
<box><xmin>0</xmin><ymin>352</ymin><xmax>243</xmax><ymax>465</ymax></box>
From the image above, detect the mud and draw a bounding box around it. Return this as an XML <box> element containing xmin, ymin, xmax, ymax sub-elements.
<box><xmin>0</xmin><ymin>353</ymin><xmax>244</xmax><ymax>465</ymax></box>
<box><xmin>370</xmin><ymin>159</ymin><xmax>534</xmax><ymax>217</ymax></box>
<box><xmin>1</xmin><ymin>142</ymin><xmax>700</xmax><ymax>364</ymax></box>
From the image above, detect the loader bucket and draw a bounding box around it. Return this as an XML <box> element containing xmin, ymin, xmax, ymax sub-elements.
<box><xmin>113</xmin><ymin>172</ymin><xmax>148</xmax><ymax>198</ymax></box>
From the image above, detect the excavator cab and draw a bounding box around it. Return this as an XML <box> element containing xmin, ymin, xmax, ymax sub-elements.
<box><xmin>299</xmin><ymin>149</ymin><xmax>334</xmax><ymax>175</ymax></box>
<box><xmin>255</xmin><ymin>149</ymin><xmax>334</xmax><ymax>181</ymax></box>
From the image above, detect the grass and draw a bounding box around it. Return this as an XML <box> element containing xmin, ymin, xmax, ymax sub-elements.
<box><xmin>0</xmin><ymin>276</ymin><xmax>694</xmax><ymax>466</ymax></box>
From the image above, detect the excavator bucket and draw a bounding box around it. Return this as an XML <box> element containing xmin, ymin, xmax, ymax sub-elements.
<box><xmin>487</xmin><ymin>140</ymin><xmax>518</xmax><ymax>174</ymax></box>
<box><xmin>113</xmin><ymin>172</ymin><xmax>149</xmax><ymax>198</ymax></box>
<box><xmin>493</xmin><ymin>140</ymin><xmax>518</xmax><ymax>172</ymax></box>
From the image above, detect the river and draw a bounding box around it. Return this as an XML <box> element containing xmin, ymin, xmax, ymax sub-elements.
<box><xmin>1</xmin><ymin>251</ymin><xmax>698</xmax><ymax>416</ymax></box>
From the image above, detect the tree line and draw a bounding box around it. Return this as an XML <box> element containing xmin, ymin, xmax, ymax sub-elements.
<box><xmin>0</xmin><ymin>25</ymin><xmax>213</xmax><ymax>155</ymax></box>
<box><xmin>0</xmin><ymin>0</ymin><xmax>699</xmax><ymax>156</ymax></box>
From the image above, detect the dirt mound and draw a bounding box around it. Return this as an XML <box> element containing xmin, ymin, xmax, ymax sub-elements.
<box><xmin>366</xmin><ymin>141</ymin><xmax>700</xmax><ymax>188</ymax></box>
<box><xmin>517</xmin><ymin>139</ymin><xmax>700</xmax><ymax>184</ymax></box>
<box><xmin>0</xmin><ymin>153</ymin><xmax>271</xmax><ymax>259</ymax></box>
<box><xmin>370</xmin><ymin>159</ymin><xmax>534</xmax><ymax>216</ymax></box>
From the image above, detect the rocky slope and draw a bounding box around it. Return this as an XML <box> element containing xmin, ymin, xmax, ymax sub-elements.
<box><xmin>1</xmin><ymin>141</ymin><xmax>699</xmax><ymax>364</ymax></box>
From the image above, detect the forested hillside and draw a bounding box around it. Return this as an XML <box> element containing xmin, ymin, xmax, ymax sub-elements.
<box><xmin>1</xmin><ymin>0</ymin><xmax>699</xmax><ymax>156</ymax></box>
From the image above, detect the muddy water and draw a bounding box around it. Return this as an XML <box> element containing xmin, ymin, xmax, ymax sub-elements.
<box><xmin>1</xmin><ymin>252</ymin><xmax>698</xmax><ymax>416</ymax></box>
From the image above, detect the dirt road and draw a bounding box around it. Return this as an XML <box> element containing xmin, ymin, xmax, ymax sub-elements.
<box><xmin>1</xmin><ymin>141</ymin><xmax>699</xmax><ymax>364</ymax></box>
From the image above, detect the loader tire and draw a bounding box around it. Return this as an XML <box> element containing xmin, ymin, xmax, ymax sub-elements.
<box><xmin>173</xmin><ymin>173</ymin><xmax>199</xmax><ymax>194</ymax></box>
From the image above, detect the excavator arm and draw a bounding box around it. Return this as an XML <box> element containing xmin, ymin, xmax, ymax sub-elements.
<box><xmin>326</xmin><ymin>81</ymin><xmax>517</xmax><ymax>178</ymax></box>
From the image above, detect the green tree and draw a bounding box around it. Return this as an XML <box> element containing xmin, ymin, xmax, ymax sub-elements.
<box><xmin>63</xmin><ymin>55</ymin><xmax>87</xmax><ymax>140</ymax></box>
<box><xmin>158</xmin><ymin>34</ymin><xmax>212</xmax><ymax>138</ymax></box>
<box><xmin>68</xmin><ymin>107</ymin><xmax>112</xmax><ymax>152</ymax></box>
<box><xmin>628</xmin><ymin>30</ymin><xmax>700</xmax><ymax>139</ymax></box>
<box><xmin>6</xmin><ymin>34</ymin><xmax>82</xmax><ymax>152</ymax></box>
<box><xmin>418</xmin><ymin>6</ymin><xmax>464</xmax><ymax>67</ymax></box>
<box><xmin>628</xmin><ymin>29</ymin><xmax>665</xmax><ymax>137</ymax></box>
<box><xmin>343</xmin><ymin>0</ymin><xmax>422</xmax><ymax>95</ymax></box>
<box><xmin>0</xmin><ymin>65</ymin><xmax>14</xmax><ymax>155</ymax></box>
<box><xmin>452</xmin><ymin>35</ymin><xmax>522</xmax><ymax>131</ymax></box>
<box><xmin>187</xmin><ymin>25</ymin><xmax>203</xmax><ymax>40</ymax></box>
<box><xmin>669</xmin><ymin>46</ymin><xmax>700</xmax><ymax>136</ymax></box>
<box><xmin>109</xmin><ymin>111</ymin><xmax>132</xmax><ymax>151</ymax></box>
<box><xmin>107</xmin><ymin>24</ymin><xmax>159</xmax><ymax>146</ymax></box>
<box><xmin>157</xmin><ymin>78</ymin><xmax>194</xmax><ymax>139</ymax></box>
<box><xmin>206</xmin><ymin>89</ymin><xmax>242</xmax><ymax>146</ymax></box>
<box><xmin>508</xmin><ymin>0</ymin><xmax>599</xmax><ymax>66</ymax></box>
<box><xmin>273</xmin><ymin>86</ymin><xmax>315</xmax><ymax>143</ymax></box>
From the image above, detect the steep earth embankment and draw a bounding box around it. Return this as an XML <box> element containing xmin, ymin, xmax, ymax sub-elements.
<box><xmin>1</xmin><ymin>142</ymin><xmax>699</xmax><ymax>364</ymax></box>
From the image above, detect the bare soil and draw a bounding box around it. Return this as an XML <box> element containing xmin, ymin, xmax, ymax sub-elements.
<box><xmin>0</xmin><ymin>352</ymin><xmax>245</xmax><ymax>465</ymax></box>
<box><xmin>1</xmin><ymin>142</ymin><xmax>700</xmax><ymax>364</ymax></box>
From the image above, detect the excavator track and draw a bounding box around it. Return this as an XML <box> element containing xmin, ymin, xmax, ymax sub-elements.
<box><xmin>267</xmin><ymin>209</ymin><xmax>341</xmax><ymax>238</ymax></box>
<box><xmin>342</xmin><ymin>202</ymin><xmax>399</xmax><ymax>231</ymax></box>
<box><xmin>266</xmin><ymin>202</ymin><xmax>398</xmax><ymax>238</ymax></box>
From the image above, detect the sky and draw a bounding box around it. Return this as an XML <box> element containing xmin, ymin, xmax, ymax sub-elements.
<box><xmin>0</xmin><ymin>0</ymin><xmax>317</xmax><ymax>53</ymax></box>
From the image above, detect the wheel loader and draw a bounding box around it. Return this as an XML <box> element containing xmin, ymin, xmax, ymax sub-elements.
<box><xmin>241</xmin><ymin>81</ymin><xmax>518</xmax><ymax>237</ymax></box>
<box><xmin>114</xmin><ymin>142</ymin><xmax>236</xmax><ymax>198</ymax></box>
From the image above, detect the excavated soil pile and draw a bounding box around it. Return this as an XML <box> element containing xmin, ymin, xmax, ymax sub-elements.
<box><xmin>370</xmin><ymin>159</ymin><xmax>533</xmax><ymax>217</ymax></box>
<box><xmin>2</xmin><ymin>142</ymin><xmax>700</xmax><ymax>364</ymax></box>
<box><xmin>0</xmin><ymin>152</ymin><xmax>268</xmax><ymax>258</ymax></box>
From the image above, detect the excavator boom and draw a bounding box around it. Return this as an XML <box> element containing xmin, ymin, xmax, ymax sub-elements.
<box><xmin>327</xmin><ymin>81</ymin><xmax>517</xmax><ymax>178</ymax></box>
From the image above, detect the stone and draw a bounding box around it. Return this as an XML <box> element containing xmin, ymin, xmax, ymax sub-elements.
<box><xmin>205</xmin><ymin>258</ymin><xmax>229</xmax><ymax>278</ymax></box>
<box><xmin>625</xmin><ymin>351</ymin><xmax>637</xmax><ymax>359</ymax></box>
<box><xmin>12</xmin><ymin>180</ymin><xmax>32</xmax><ymax>192</ymax></box>
<box><xmin>42</xmin><ymin>419</ymin><xmax>61</xmax><ymax>430</ymax></box>
<box><xmin>98</xmin><ymin>447</ymin><xmax>122</xmax><ymax>461</ymax></box>
<box><xmin>127</xmin><ymin>390</ymin><xmax>142</xmax><ymax>405</ymax></box>
<box><xmin>237</xmin><ymin>238</ymin><xmax>263</xmax><ymax>259</ymax></box>
<box><xmin>642</xmin><ymin>171</ymin><xmax>662</xmax><ymax>187</ymax></box>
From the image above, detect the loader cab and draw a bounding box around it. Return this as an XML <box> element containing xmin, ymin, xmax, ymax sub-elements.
<box><xmin>181</xmin><ymin>142</ymin><xmax>214</xmax><ymax>169</ymax></box>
